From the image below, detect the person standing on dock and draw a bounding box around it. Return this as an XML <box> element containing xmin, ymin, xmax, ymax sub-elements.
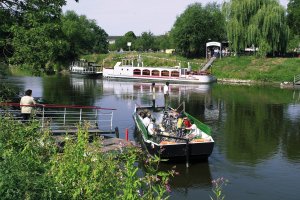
<box><xmin>164</xmin><ymin>82</ymin><xmax>170</xmax><ymax>110</ymax></box>
<box><xmin>152</xmin><ymin>82</ymin><xmax>156</xmax><ymax>109</ymax></box>
<box><xmin>20</xmin><ymin>89</ymin><xmax>36</xmax><ymax>122</ymax></box>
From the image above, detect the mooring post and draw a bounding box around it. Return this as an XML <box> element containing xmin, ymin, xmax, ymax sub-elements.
<box><xmin>115</xmin><ymin>127</ymin><xmax>119</xmax><ymax>138</ymax></box>
<box><xmin>185</xmin><ymin>139</ymin><xmax>190</xmax><ymax>168</ymax></box>
<box><xmin>125</xmin><ymin>128</ymin><xmax>129</xmax><ymax>141</ymax></box>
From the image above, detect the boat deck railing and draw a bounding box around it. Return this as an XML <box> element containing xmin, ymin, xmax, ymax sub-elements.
<box><xmin>294</xmin><ymin>74</ymin><xmax>300</xmax><ymax>85</ymax></box>
<box><xmin>0</xmin><ymin>103</ymin><xmax>116</xmax><ymax>134</ymax></box>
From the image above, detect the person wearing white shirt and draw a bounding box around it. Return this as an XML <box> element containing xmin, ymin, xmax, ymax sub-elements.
<box><xmin>152</xmin><ymin>82</ymin><xmax>156</xmax><ymax>109</ymax></box>
<box><xmin>185</xmin><ymin>120</ymin><xmax>202</xmax><ymax>139</ymax></box>
<box><xmin>163</xmin><ymin>82</ymin><xmax>170</xmax><ymax>109</ymax></box>
<box><xmin>20</xmin><ymin>89</ymin><xmax>36</xmax><ymax>122</ymax></box>
<box><xmin>147</xmin><ymin>118</ymin><xmax>156</xmax><ymax>136</ymax></box>
<box><xmin>143</xmin><ymin>113</ymin><xmax>151</xmax><ymax>127</ymax></box>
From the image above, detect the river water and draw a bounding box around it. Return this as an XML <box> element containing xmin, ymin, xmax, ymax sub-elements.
<box><xmin>2</xmin><ymin>75</ymin><xmax>300</xmax><ymax>200</ymax></box>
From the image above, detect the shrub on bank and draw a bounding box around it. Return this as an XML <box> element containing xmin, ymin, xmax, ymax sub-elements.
<box><xmin>0</xmin><ymin>117</ymin><xmax>173</xmax><ymax>199</ymax></box>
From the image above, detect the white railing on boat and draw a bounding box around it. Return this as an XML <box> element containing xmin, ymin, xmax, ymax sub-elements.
<box><xmin>294</xmin><ymin>74</ymin><xmax>300</xmax><ymax>85</ymax></box>
<box><xmin>0</xmin><ymin>103</ymin><xmax>116</xmax><ymax>133</ymax></box>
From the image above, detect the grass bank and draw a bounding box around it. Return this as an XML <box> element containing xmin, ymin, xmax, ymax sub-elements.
<box><xmin>213</xmin><ymin>56</ymin><xmax>300</xmax><ymax>82</ymax></box>
<box><xmin>83</xmin><ymin>53</ymin><xmax>300</xmax><ymax>83</ymax></box>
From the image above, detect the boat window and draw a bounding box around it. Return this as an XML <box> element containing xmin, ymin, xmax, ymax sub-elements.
<box><xmin>152</xmin><ymin>70</ymin><xmax>160</xmax><ymax>76</ymax></box>
<box><xmin>133</xmin><ymin>69</ymin><xmax>141</xmax><ymax>75</ymax></box>
<box><xmin>161</xmin><ymin>70</ymin><xmax>170</xmax><ymax>77</ymax></box>
<box><xmin>171</xmin><ymin>71</ymin><xmax>180</xmax><ymax>77</ymax></box>
<box><xmin>142</xmin><ymin>69</ymin><xmax>150</xmax><ymax>76</ymax></box>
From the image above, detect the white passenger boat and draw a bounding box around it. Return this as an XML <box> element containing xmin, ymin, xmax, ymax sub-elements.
<box><xmin>69</xmin><ymin>59</ymin><xmax>102</xmax><ymax>77</ymax></box>
<box><xmin>103</xmin><ymin>58</ymin><xmax>216</xmax><ymax>84</ymax></box>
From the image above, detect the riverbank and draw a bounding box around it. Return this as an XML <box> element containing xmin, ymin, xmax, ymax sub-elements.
<box><xmin>83</xmin><ymin>52</ymin><xmax>300</xmax><ymax>84</ymax></box>
<box><xmin>5</xmin><ymin>52</ymin><xmax>300</xmax><ymax>85</ymax></box>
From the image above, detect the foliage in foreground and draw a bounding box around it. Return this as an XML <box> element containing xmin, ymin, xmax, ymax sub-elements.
<box><xmin>0</xmin><ymin>117</ymin><xmax>174</xmax><ymax>199</ymax></box>
<box><xmin>210</xmin><ymin>177</ymin><xmax>229</xmax><ymax>200</ymax></box>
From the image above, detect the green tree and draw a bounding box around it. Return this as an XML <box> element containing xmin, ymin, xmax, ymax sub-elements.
<box><xmin>287</xmin><ymin>0</ymin><xmax>300</xmax><ymax>35</ymax></box>
<box><xmin>61</xmin><ymin>11</ymin><xmax>108</xmax><ymax>63</ymax></box>
<box><xmin>135</xmin><ymin>31</ymin><xmax>156</xmax><ymax>51</ymax></box>
<box><xmin>115</xmin><ymin>31</ymin><xmax>137</xmax><ymax>51</ymax></box>
<box><xmin>156</xmin><ymin>33</ymin><xmax>174</xmax><ymax>51</ymax></box>
<box><xmin>9</xmin><ymin>0</ymin><xmax>68</xmax><ymax>74</ymax></box>
<box><xmin>223</xmin><ymin>0</ymin><xmax>289</xmax><ymax>57</ymax></box>
<box><xmin>170</xmin><ymin>3</ymin><xmax>226</xmax><ymax>57</ymax></box>
<box><xmin>287</xmin><ymin>0</ymin><xmax>300</xmax><ymax>53</ymax></box>
<box><xmin>0</xmin><ymin>8</ymin><xmax>14</xmax><ymax>61</ymax></box>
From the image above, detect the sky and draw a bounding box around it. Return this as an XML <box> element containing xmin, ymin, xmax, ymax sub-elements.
<box><xmin>62</xmin><ymin>0</ymin><xmax>289</xmax><ymax>36</ymax></box>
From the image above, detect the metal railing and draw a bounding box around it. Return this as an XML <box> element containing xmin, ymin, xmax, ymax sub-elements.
<box><xmin>0</xmin><ymin>103</ymin><xmax>116</xmax><ymax>132</ymax></box>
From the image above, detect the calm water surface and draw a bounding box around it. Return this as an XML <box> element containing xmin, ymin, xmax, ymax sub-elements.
<box><xmin>2</xmin><ymin>75</ymin><xmax>300</xmax><ymax>200</ymax></box>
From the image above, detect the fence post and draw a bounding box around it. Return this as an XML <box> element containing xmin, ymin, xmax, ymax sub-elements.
<box><xmin>63</xmin><ymin>107</ymin><xmax>66</xmax><ymax>125</ymax></box>
<box><xmin>125</xmin><ymin>128</ymin><xmax>129</xmax><ymax>141</ymax></box>
<box><xmin>111</xmin><ymin>111</ymin><xmax>113</xmax><ymax>130</ymax></box>
<box><xmin>79</xmin><ymin>108</ymin><xmax>82</xmax><ymax>124</ymax></box>
<box><xmin>42</xmin><ymin>106</ymin><xmax>45</xmax><ymax>128</ymax></box>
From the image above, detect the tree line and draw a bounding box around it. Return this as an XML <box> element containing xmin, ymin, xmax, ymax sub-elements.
<box><xmin>0</xmin><ymin>0</ymin><xmax>299</xmax><ymax>74</ymax></box>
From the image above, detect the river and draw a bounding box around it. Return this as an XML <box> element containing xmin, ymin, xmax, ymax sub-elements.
<box><xmin>2</xmin><ymin>75</ymin><xmax>300</xmax><ymax>200</ymax></box>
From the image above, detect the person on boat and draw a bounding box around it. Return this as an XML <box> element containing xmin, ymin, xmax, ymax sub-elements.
<box><xmin>152</xmin><ymin>82</ymin><xmax>156</xmax><ymax>109</ymax></box>
<box><xmin>20</xmin><ymin>89</ymin><xmax>36</xmax><ymax>122</ymax></box>
<box><xmin>185</xmin><ymin>119</ymin><xmax>202</xmax><ymax>139</ymax></box>
<box><xmin>176</xmin><ymin>113</ymin><xmax>185</xmax><ymax>137</ymax></box>
<box><xmin>177</xmin><ymin>114</ymin><xmax>184</xmax><ymax>129</ymax></box>
<box><xmin>163</xmin><ymin>82</ymin><xmax>170</xmax><ymax>110</ymax></box>
<box><xmin>183</xmin><ymin>117</ymin><xmax>192</xmax><ymax>128</ymax></box>
<box><xmin>139</xmin><ymin>111</ymin><xmax>145</xmax><ymax>119</ymax></box>
<box><xmin>143</xmin><ymin>113</ymin><xmax>151</xmax><ymax>127</ymax></box>
<box><xmin>148</xmin><ymin>118</ymin><xmax>157</xmax><ymax>136</ymax></box>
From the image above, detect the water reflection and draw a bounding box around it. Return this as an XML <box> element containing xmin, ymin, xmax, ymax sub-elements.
<box><xmin>2</xmin><ymin>76</ymin><xmax>300</xmax><ymax>200</ymax></box>
<box><xmin>43</xmin><ymin>75</ymin><xmax>102</xmax><ymax>106</ymax></box>
<box><xmin>161</xmin><ymin>162</ymin><xmax>212</xmax><ymax>189</ymax></box>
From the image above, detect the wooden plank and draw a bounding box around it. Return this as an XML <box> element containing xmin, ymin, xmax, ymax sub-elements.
<box><xmin>50</xmin><ymin>129</ymin><xmax>115</xmax><ymax>135</ymax></box>
<box><xmin>101</xmin><ymin>144</ymin><xmax>123</xmax><ymax>152</ymax></box>
<box><xmin>101</xmin><ymin>138</ymin><xmax>132</xmax><ymax>146</ymax></box>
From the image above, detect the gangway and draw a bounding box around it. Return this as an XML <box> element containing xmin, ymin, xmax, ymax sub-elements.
<box><xmin>200</xmin><ymin>56</ymin><xmax>216</xmax><ymax>71</ymax></box>
<box><xmin>0</xmin><ymin>103</ymin><xmax>118</xmax><ymax>136</ymax></box>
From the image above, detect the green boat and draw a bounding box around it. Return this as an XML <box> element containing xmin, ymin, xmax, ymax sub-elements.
<box><xmin>133</xmin><ymin>104</ymin><xmax>214</xmax><ymax>165</ymax></box>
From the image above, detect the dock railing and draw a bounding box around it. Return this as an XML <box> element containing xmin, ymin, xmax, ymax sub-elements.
<box><xmin>0</xmin><ymin>103</ymin><xmax>116</xmax><ymax>133</ymax></box>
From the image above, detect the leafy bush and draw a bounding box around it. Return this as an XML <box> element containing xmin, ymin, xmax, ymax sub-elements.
<box><xmin>0</xmin><ymin>118</ymin><xmax>56</xmax><ymax>199</ymax></box>
<box><xmin>0</xmin><ymin>83</ymin><xmax>20</xmax><ymax>101</ymax></box>
<box><xmin>0</xmin><ymin>118</ymin><xmax>173</xmax><ymax>199</ymax></box>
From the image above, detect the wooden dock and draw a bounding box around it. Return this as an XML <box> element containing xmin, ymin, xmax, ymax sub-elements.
<box><xmin>49</xmin><ymin>127</ymin><xmax>119</xmax><ymax>136</ymax></box>
<box><xmin>99</xmin><ymin>137</ymin><xmax>135</xmax><ymax>152</ymax></box>
<box><xmin>0</xmin><ymin>103</ymin><xmax>136</xmax><ymax>153</ymax></box>
<box><xmin>54</xmin><ymin>135</ymin><xmax>135</xmax><ymax>153</ymax></box>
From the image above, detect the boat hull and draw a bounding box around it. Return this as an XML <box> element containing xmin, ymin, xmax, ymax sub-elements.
<box><xmin>142</xmin><ymin>139</ymin><xmax>214</xmax><ymax>160</ymax></box>
<box><xmin>103</xmin><ymin>65</ymin><xmax>216</xmax><ymax>84</ymax></box>
<box><xmin>70</xmin><ymin>71</ymin><xmax>102</xmax><ymax>77</ymax></box>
